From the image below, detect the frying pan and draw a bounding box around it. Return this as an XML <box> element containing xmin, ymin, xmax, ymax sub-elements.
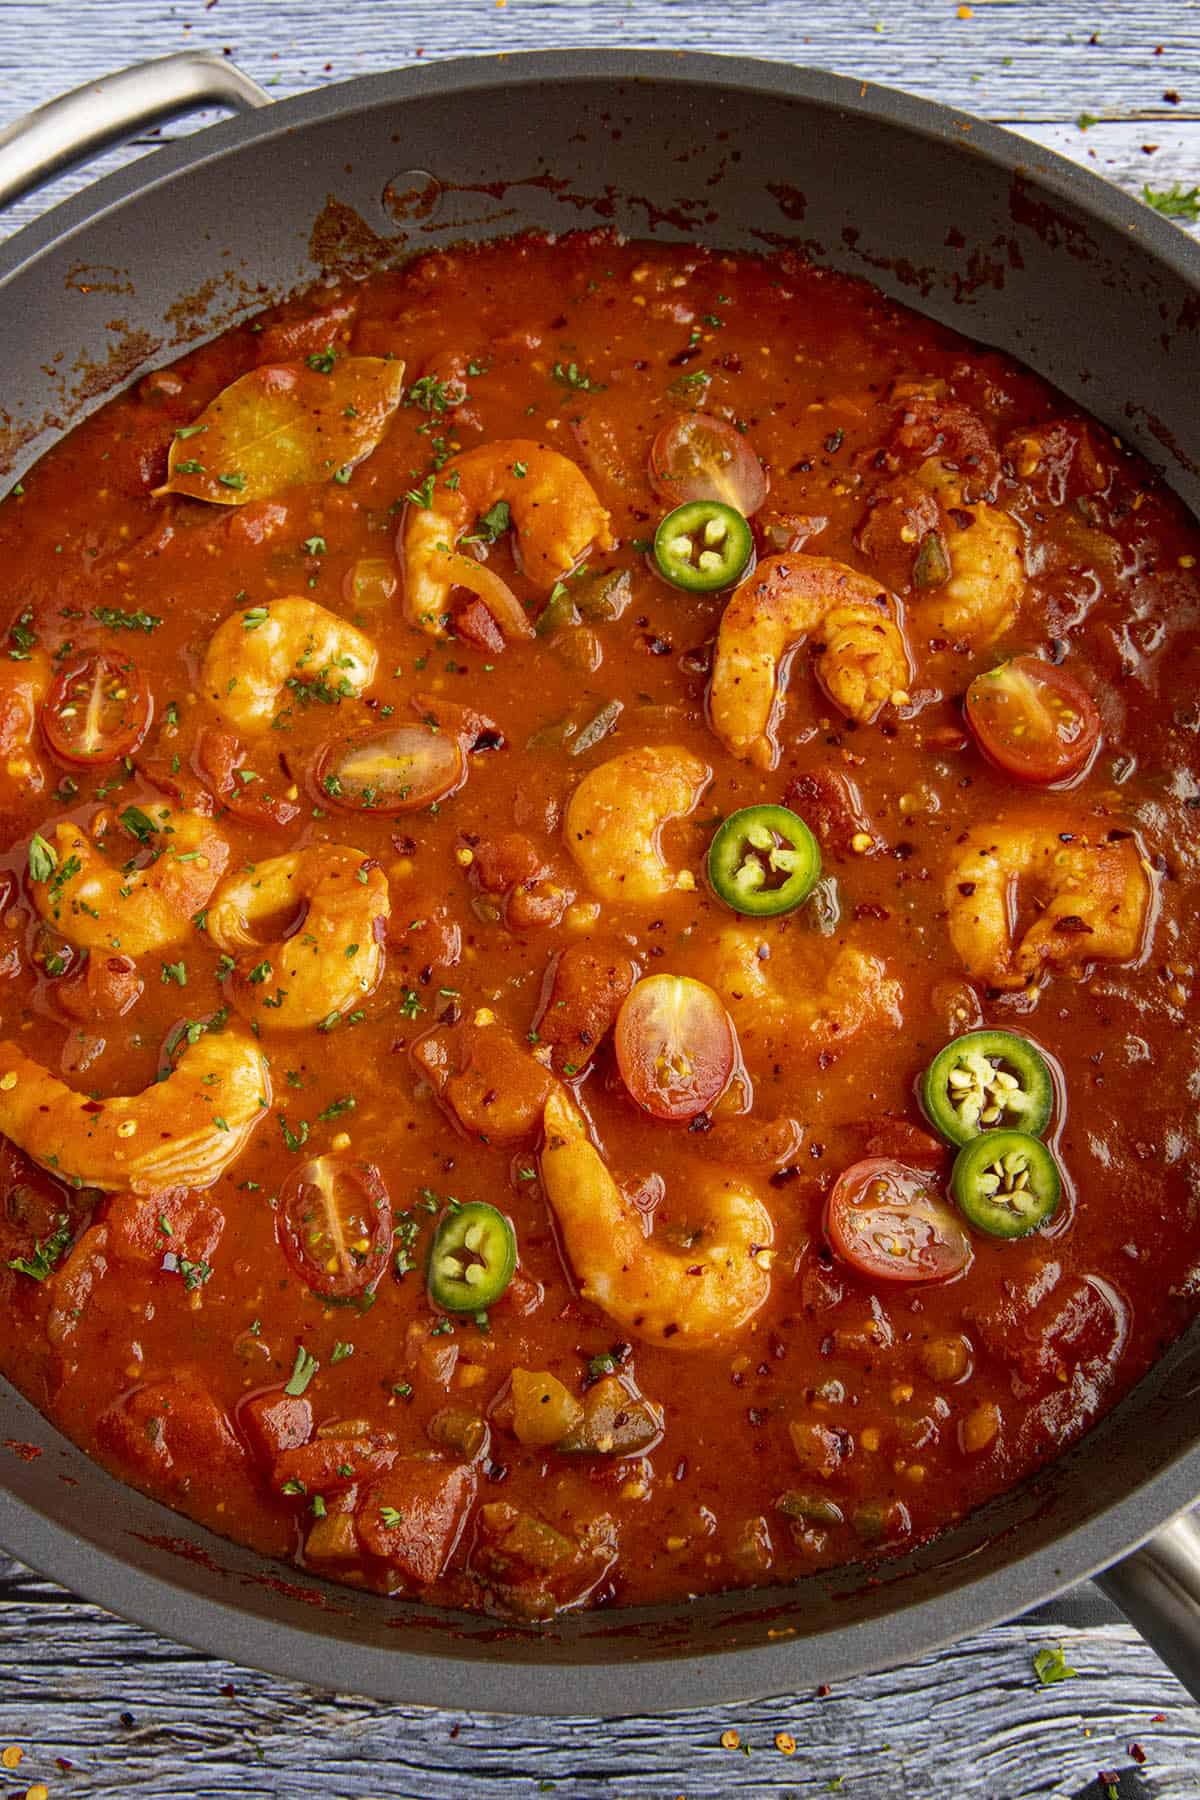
<box><xmin>0</xmin><ymin>48</ymin><xmax>1198</xmax><ymax>1715</ymax></box>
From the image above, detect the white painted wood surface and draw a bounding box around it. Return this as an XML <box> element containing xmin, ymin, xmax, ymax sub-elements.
<box><xmin>0</xmin><ymin>3</ymin><xmax>1197</xmax><ymax>1794</ymax></box>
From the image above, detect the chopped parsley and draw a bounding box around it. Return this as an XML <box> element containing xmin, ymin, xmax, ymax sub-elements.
<box><xmin>330</xmin><ymin>1340</ymin><xmax>355</xmax><ymax>1364</ymax></box>
<box><xmin>91</xmin><ymin>605</ymin><xmax>161</xmax><ymax>633</ymax></box>
<box><xmin>305</xmin><ymin>345</ymin><xmax>338</xmax><ymax>374</ymax></box>
<box><xmin>378</xmin><ymin>1505</ymin><xmax>404</xmax><ymax>1527</ymax></box>
<box><xmin>120</xmin><ymin>804</ymin><xmax>158</xmax><ymax>845</ymax></box>
<box><xmin>280</xmin><ymin>1116</ymin><xmax>310</xmax><ymax>1153</ymax></box>
<box><xmin>161</xmin><ymin>960</ymin><xmax>187</xmax><ymax>987</ymax></box>
<box><xmin>405</xmin><ymin>375</ymin><xmax>462</xmax><ymax>416</ymax></box>
<box><xmin>1032</xmin><ymin>1644</ymin><xmax>1078</xmax><ymax>1686</ymax></box>
<box><xmin>551</xmin><ymin>360</ymin><xmax>604</xmax><ymax>392</ymax></box>
<box><xmin>284</xmin><ymin>1345</ymin><xmax>320</xmax><ymax>1396</ymax></box>
<box><xmin>7</xmin><ymin>1214</ymin><xmax>72</xmax><ymax>1282</ymax></box>
<box><xmin>1143</xmin><ymin>183</ymin><xmax>1200</xmax><ymax>222</ymax></box>
<box><xmin>27</xmin><ymin>834</ymin><xmax>57</xmax><ymax>884</ymax></box>
<box><xmin>463</xmin><ymin>499</ymin><xmax>511</xmax><ymax>546</ymax></box>
<box><xmin>7</xmin><ymin>610</ymin><xmax>37</xmax><ymax>660</ymax></box>
<box><xmin>316</xmin><ymin>1095</ymin><xmax>357</xmax><ymax>1122</ymax></box>
<box><xmin>404</xmin><ymin>473</ymin><xmax>436</xmax><ymax>510</ymax></box>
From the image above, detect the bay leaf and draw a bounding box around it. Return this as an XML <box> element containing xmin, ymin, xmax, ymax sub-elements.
<box><xmin>160</xmin><ymin>355</ymin><xmax>406</xmax><ymax>505</ymax></box>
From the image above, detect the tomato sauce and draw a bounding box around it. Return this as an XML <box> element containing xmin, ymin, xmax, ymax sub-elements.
<box><xmin>0</xmin><ymin>231</ymin><xmax>1198</xmax><ymax>1619</ymax></box>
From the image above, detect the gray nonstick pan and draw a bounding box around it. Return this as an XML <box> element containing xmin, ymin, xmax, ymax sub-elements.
<box><xmin>0</xmin><ymin>48</ymin><xmax>1197</xmax><ymax>1714</ymax></box>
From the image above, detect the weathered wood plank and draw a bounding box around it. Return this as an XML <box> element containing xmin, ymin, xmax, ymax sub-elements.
<box><xmin>4</xmin><ymin>0</ymin><xmax>1200</xmax><ymax>120</ymax></box>
<box><xmin>0</xmin><ymin>1553</ymin><xmax>1197</xmax><ymax>1798</ymax></box>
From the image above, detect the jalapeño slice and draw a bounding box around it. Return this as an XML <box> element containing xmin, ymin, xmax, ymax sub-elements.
<box><xmin>652</xmin><ymin>500</ymin><xmax>753</xmax><ymax>593</ymax></box>
<box><xmin>708</xmin><ymin>803</ymin><xmax>821</xmax><ymax>916</ymax></box>
<box><xmin>922</xmin><ymin>1029</ymin><xmax>1054</xmax><ymax>1147</ymax></box>
<box><xmin>951</xmin><ymin>1130</ymin><xmax>1061</xmax><ymax>1239</ymax></box>
<box><xmin>427</xmin><ymin>1202</ymin><xmax>517</xmax><ymax>1312</ymax></box>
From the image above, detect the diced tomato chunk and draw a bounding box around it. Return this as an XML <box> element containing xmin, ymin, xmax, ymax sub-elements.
<box><xmin>254</xmin><ymin>295</ymin><xmax>358</xmax><ymax>363</ymax></box>
<box><xmin>45</xmin><ymin>1224</ymin><xmax>108</xmax><ymax>1352</ymax></box>
<box><xmin>784</xmin><ymin>767</ymin><xmax>876</xmax><ymax>857</ymax></box>
<box><xmin>472</xmin><ymin>832</ymin><xmax>548</xmax><ymax>894</ymax></box>
<box><xmin>890</xmin><ymin>393</ymin><xmax>999</xmax><ymax>493</ymax></box>
<box><xmin>194</xmin><ymin>726</ymin><xmax>300</xmax><ymax>828</ymax></box>
<box><xmin>412</xmin><ymin>1016</ymin><xmax>555</xmax><ymax>1143</ymax></box>
<box><xmin>273</xmin><ymin>1433</ymin><xmax>397</xmax><ymax>1495</ymax></box>
<box><xmin>356</xmin><ymin>1458</ymin><xmax>476</xmax><ymax>1581</ymax></box>
<box><xmin>854</xmin><ymin>1116</ymin><xmax>947</xmax><ymax>1170</ymax></box>
<box><xmin>104</xmin><ymin>1189</ymin><xmax>225</xmax><ymax>1272</ymax></box>
<box><xmin>454</xmin><ymin>597</ymin><xmax>506</xmax><ymax>654</ymax></box>
<box><xmin>99</xmin><ymin>1375</ymin><xmax>248</xmax><ymax>1494</ymax></box>
<box><xmin>55</xmin><ymin>954</ymin><xmax>143</xmax><ymax>1024</ymax></box>
<box><xmin>240</xmin><ymin>1390</ymin><xmax>314</xmax><ymax>1467</ymax></box>
<box><xmin>532</xmin><ymin>942</ymin><xmax>638</xmax><ymax>1076</ymax></box>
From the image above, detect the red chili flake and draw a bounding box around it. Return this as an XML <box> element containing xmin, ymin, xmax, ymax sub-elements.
<box><xmin>1163</xmin><ymin>90</ymin><xmax>1181</xmax><ymax>104</ymax></box>
<box><xmin>816</xmin><ymin>1682</ymin><xmax>832</xmax><ymax>1698</ymax></box>
<box><xmin>1128</xmin><ymin>1743</ymin><xmax>1146</xmax><ymax>1764</ymax></box>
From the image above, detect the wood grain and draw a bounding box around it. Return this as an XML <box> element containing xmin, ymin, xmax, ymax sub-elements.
<box><xmin>0</xmin><ymin>3</ymin><xmax>1197</xmax><ymax>1794</ymax></box>
<box><xmin>0</xmin><ymin>1553</ymin><xmax>1197</xmax><ymax>1798</ymax></box>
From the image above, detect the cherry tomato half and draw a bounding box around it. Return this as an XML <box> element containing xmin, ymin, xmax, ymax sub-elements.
<box><xmin>614</xmin><ymin>974</ymin><xmax>736</xmax><ymax>1122</ymax></box>
<box><xmin>42</xmin><ymin>651</ymin><xmax>152</xmax><ymax>767</ymax></box>
<box><xmin>277</xmin><ymin>1157</ymin><xmax>392</xmax><ymax>1300</ymax></box>
<box><xmin>825</xmin><ymin>1158</ymin><xmax>972</xmax><ymax>1285</ymax></box>
<box><xmin>316</xmin><ymin>724</ymin><xmax>466</xmax><ymax>814</ymax></box>
<box><xmin>964</xmin><ymin>655</ymin><xmax>1100</xmax><ymax>785</ymax></box>
<box><xmin>648</xmin><ymin>412</ymin><xmax>768</xmax><ymax>517</ymax></box>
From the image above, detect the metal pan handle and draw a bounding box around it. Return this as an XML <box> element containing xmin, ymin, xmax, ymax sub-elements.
<box><xmin>1098</xmin><ymin>1511</ymin><xmax>1200</xmax><ymax>1700</ymax></box>
<box><xmin>0</xmin><ymin>50</ymin><xmax>270</xmax><ymax>213</ymax></box>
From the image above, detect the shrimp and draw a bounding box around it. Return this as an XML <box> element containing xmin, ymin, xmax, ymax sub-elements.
<box><xmin>30</xmin><ymin>807</ymin><xmax>229</xmax><ymax>955</ymax></box>
<box><xmin>946</xmin><ymin>820</ymin><xmax>1153</xmax><ymax>990</ymax></box>
<box><xmin>564</xmin><ymin>745</ymin><xmax>711</xmax><ymax>904</ymax></box>
<box><xmin>402</xmin><ymin>439</ymin><xmax>614</xmax><ymax>641</ymax></box>
<box><xmin>711</xmin><ymin>926</ymin><xmax>903</xmax><ymax>1050</ymax></box>
<box><xmin>0</xmin><ymin>1028</ymin><xmax>270</xmax><ymax>1193</ymax></box>
<box><xmin>540</xmin><ymin>1089</ymin><xmax>774</xmax><ymax>1350</ymax></box>
<box><xmin>201</xmin><ymin>597</ymin><xmax>377</xmax><ymax>735</ymax></box>
<box><xmin>206</xmin><ymin>844</ymin><xmax>389</xmax><ymax>1030</ymax></box>
<box><xmin>910</xmin><ymin>463</ymin><xmax>1025</xmax><ymax>648</ymax></box>
<box><xmin>708</xmin><ymin>555</ymin><xmax>911</xmax><ymax>770</ymax></box>
<box><xmin>0</xmin><ymin>649</ymin><xmax>50</xmax><ymax>799</ymax></box>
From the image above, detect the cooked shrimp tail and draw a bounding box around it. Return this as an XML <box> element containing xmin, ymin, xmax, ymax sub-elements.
<box><xmin>0</xmin><ymin>1028</ymin><xmax>270</xmax><ymax>1193</ymax></box>
<box><xmin>206</xmin><ymin>845</ymin><xmax>389</xmax><ymax>1031</ymax></box>
<box><xmin>540</xmin><ymin>1089</ymin><xmax>774</xmax><ymax>1349</ymax></box>
<box><xmin>946</xmin><ymin>819</ymin><xmax>1153</xmax><ymax>989</ymax></box>
<box><xmin>30</xmin><ymin>808</ymin><xmax>230</xmax><ymax>956</ymax></box>
<box><xmin>201</xmin><ymin>596</ymin><xmax>377</xmax><ymax>735</ymax></box>
<box><xmin>709</xmin><ymin>554</ymin><xmax>910</xmax><ymax>770</ymax></box>
<box><xmin>402</xmin><ymin>439</ymin><xmax>613</xmax><ymax>641</ymax></box>
<box><xmin>564</xmin><ymin>745</ymin><xmax>711</xmax><ymax>904</ymax></box>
